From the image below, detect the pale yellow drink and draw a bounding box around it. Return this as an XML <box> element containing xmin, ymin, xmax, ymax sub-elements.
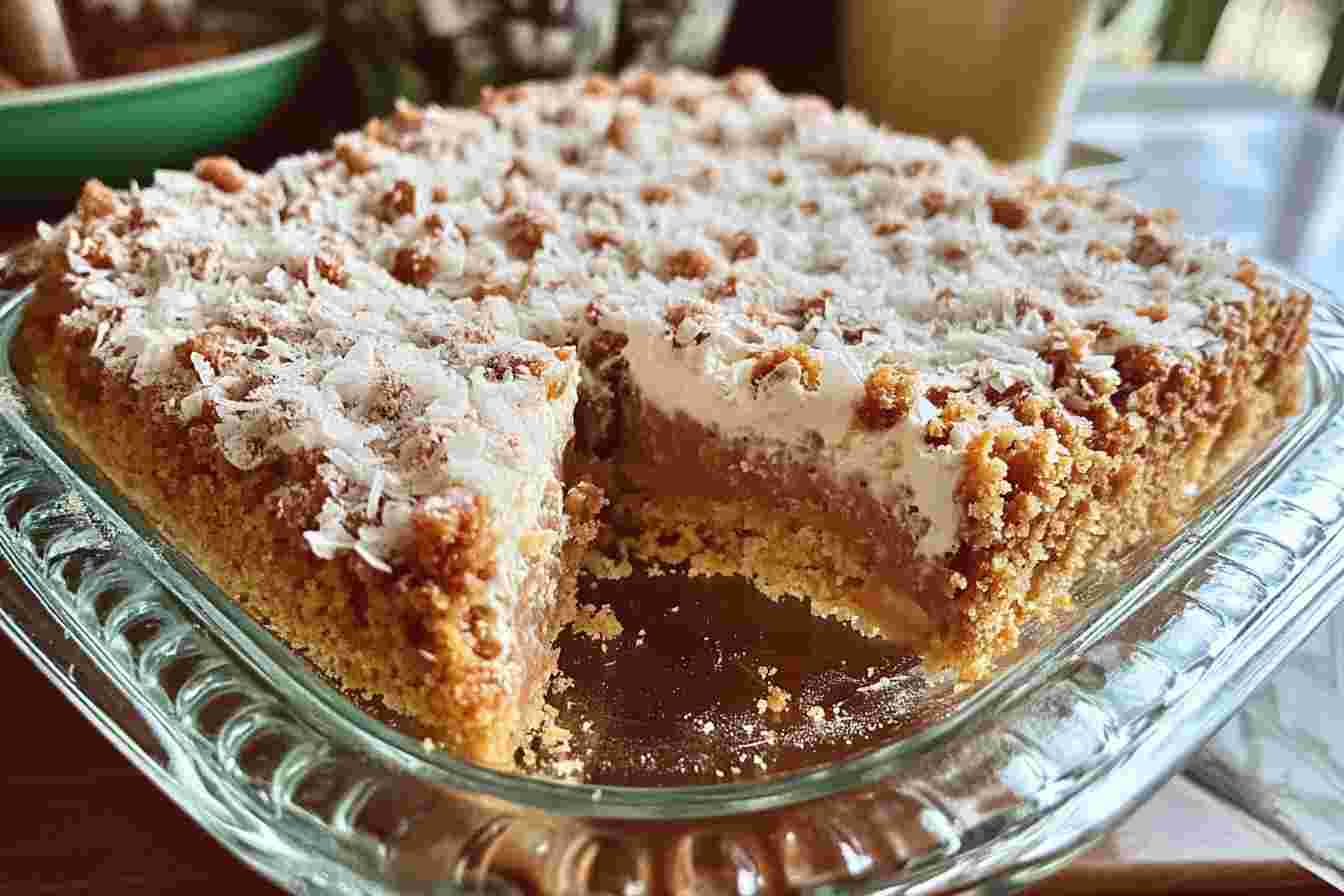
<box><xmin>842</xmin><ymin>0</ymin><xmax>1094</xmax><ymax>169</ymax></box>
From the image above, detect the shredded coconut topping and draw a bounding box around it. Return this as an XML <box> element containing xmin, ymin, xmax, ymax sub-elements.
<box><xmin>42</xmin><ymin>68</ymin><xmax>1279</xmax><ymax>578</ymax></box>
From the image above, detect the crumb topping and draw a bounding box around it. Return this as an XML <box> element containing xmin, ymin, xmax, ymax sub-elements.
<box><xmin>757</xmin><ymin>684</ymin><xmax>792</xmax><ymax>714</ymax></box>
<box><xmin>572</xmin><ymin>603</ymin><xmax>623</xmax><ymax>640</ymax></box>
<box><xmin>36</xmin><ymin>68</ymin><xmax>1308</xmax><ymax>584</ymax></box>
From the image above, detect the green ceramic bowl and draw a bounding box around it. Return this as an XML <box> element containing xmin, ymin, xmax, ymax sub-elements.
<box><xmin>0</xmin><ymin>25</ymin><xmax>322</xmax><ymax>200</ymax></box>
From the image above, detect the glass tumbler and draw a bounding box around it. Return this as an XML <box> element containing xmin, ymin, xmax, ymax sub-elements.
<box><xmin>841</xmin><ymin>0</ymin><xmax>1097</xmax><ymax>176</ymax></box>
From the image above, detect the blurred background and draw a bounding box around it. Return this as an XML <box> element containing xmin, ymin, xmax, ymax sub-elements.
<box><xmin>1101</xmin><ymin>0</ymin><xmax>1343</xmax><ymax>101</ymax></box>
<box><xmin>725</xmin><ymin>0</ymin><xmax>1344</xmax><ymax>109</ymax></box>
<box><xmin>5</xmin><ymin>0</ymin><xmax>1344</xmax><ymax>342</ymax></box>
<box><xmin>6</xmin><ymin>0</ymin><xmax>1343</xmax><ymax>289</ymax></box>
<box><xmin>329</xmin><ymin>0</ymin><xmax>1344</xmax><ymax>135</ymax></box>
<box><xmin>1</xmin><ymin>0</ymin><xmax>1342</xmax><ymax>167</ymax></box>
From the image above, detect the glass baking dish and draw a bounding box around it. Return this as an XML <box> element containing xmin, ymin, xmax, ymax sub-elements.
<box><xmin>2</xmin><ymin>257</ymin><xmax>1344</xmax><ymax>895</ymax></box>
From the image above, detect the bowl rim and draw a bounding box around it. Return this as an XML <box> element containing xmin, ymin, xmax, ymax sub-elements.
<box><xmin>0</xmin><ymin>25</ymin><xmax>323</xmax><ymax>113</ymax></box>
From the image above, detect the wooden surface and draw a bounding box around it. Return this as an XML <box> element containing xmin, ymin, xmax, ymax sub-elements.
<box><xmin>0</xmin><ymin>208</ymin><xmax>1334</xmax><ymax>895</ymax></box>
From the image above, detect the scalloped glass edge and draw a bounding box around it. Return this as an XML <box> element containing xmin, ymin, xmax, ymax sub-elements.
<box><xmin>1</xmin><ymin>266</ymin><xmax>1344</xmax><ymax>895</ymax></box>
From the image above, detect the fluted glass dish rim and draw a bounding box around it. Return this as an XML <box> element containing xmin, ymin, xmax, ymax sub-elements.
<box><xmin>2</xmin><ymin>255</ymin><xmax>1343</xmax><ymax>894</ymax></box>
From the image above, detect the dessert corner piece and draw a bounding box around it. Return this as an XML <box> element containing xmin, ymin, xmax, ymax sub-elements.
<box><xmin>19</xmin><ymin>69</ymin><xmax>1311</xmax><ymax>765</ymax></box>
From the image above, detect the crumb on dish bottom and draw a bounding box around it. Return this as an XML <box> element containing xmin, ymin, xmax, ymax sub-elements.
<box><xmin>23</xmin><ymin>306</ymin><xmax>599</xmax><ymax>767</ymax></box>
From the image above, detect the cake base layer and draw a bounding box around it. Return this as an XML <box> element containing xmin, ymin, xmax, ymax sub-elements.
<box><xmin>610</xmin><ymin>493</ymin><xmax>940</xmax><ymax>640</ymax></box>
<box><xmin>22</xmin><ymin>289</ymin><xmax>599</xmax><ymax>766</ymax></box>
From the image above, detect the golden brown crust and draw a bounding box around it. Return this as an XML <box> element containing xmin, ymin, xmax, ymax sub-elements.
<box><xmin>615</xmin><ymin>493</ymin><xmax>938</xmax><ymax>643</ymax></box>
<box><xmin>408</xmin><ymin>491</ymin><xmax>498</xmax><ymax>598</ymax></box>
<box><xmin>21</xmin><ymin>276</ymin><xmax>599</xmax><ymax>765</ymax></box>
<box><xmin>934</xmin><ymin>270</ymin><xmax>1310</xmax><ymax>672</ymax></box>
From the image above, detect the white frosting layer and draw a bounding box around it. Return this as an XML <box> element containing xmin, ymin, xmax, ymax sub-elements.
<box><xmin>611</xmin><ymin>309</ymin><xmax>965</xmax><ymax>555</ymax></box>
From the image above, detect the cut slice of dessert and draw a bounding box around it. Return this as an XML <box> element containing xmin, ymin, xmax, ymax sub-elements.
<box><xmin>20</xmin><ymin>171</ymin><xmax>604</xmax><ymax>766</ymax></box>
<box><xmin>18</xmin><ymin>68</ymin><xmax>1311</xmax><ymax>764</ymax></box>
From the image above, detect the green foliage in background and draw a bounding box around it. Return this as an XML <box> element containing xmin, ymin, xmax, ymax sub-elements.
<box><xmin>326</xmin><ymin>0</ymin><xmax>434</xmax><ymax>118</ymax></box>
<box><xmin>1156</xmin><ymin>0</ymin><xmax>1232</xmax><ymax>62</ymax></box>
<box><xmin>1118</xmin><ymin>0</ymin><xmax>1342</xmax><ymax>106</ymax></box>
<box><xmin>1318</xmin><ymin>10</ymin><xmax>1344</xmax><ymax>106</ymax></box>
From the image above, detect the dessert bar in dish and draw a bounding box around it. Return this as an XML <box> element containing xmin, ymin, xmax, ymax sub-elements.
<box><xmin>17</xmin><ymin>69</ymin><xmax>1311</xmax><ymax>767</ymax></box>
